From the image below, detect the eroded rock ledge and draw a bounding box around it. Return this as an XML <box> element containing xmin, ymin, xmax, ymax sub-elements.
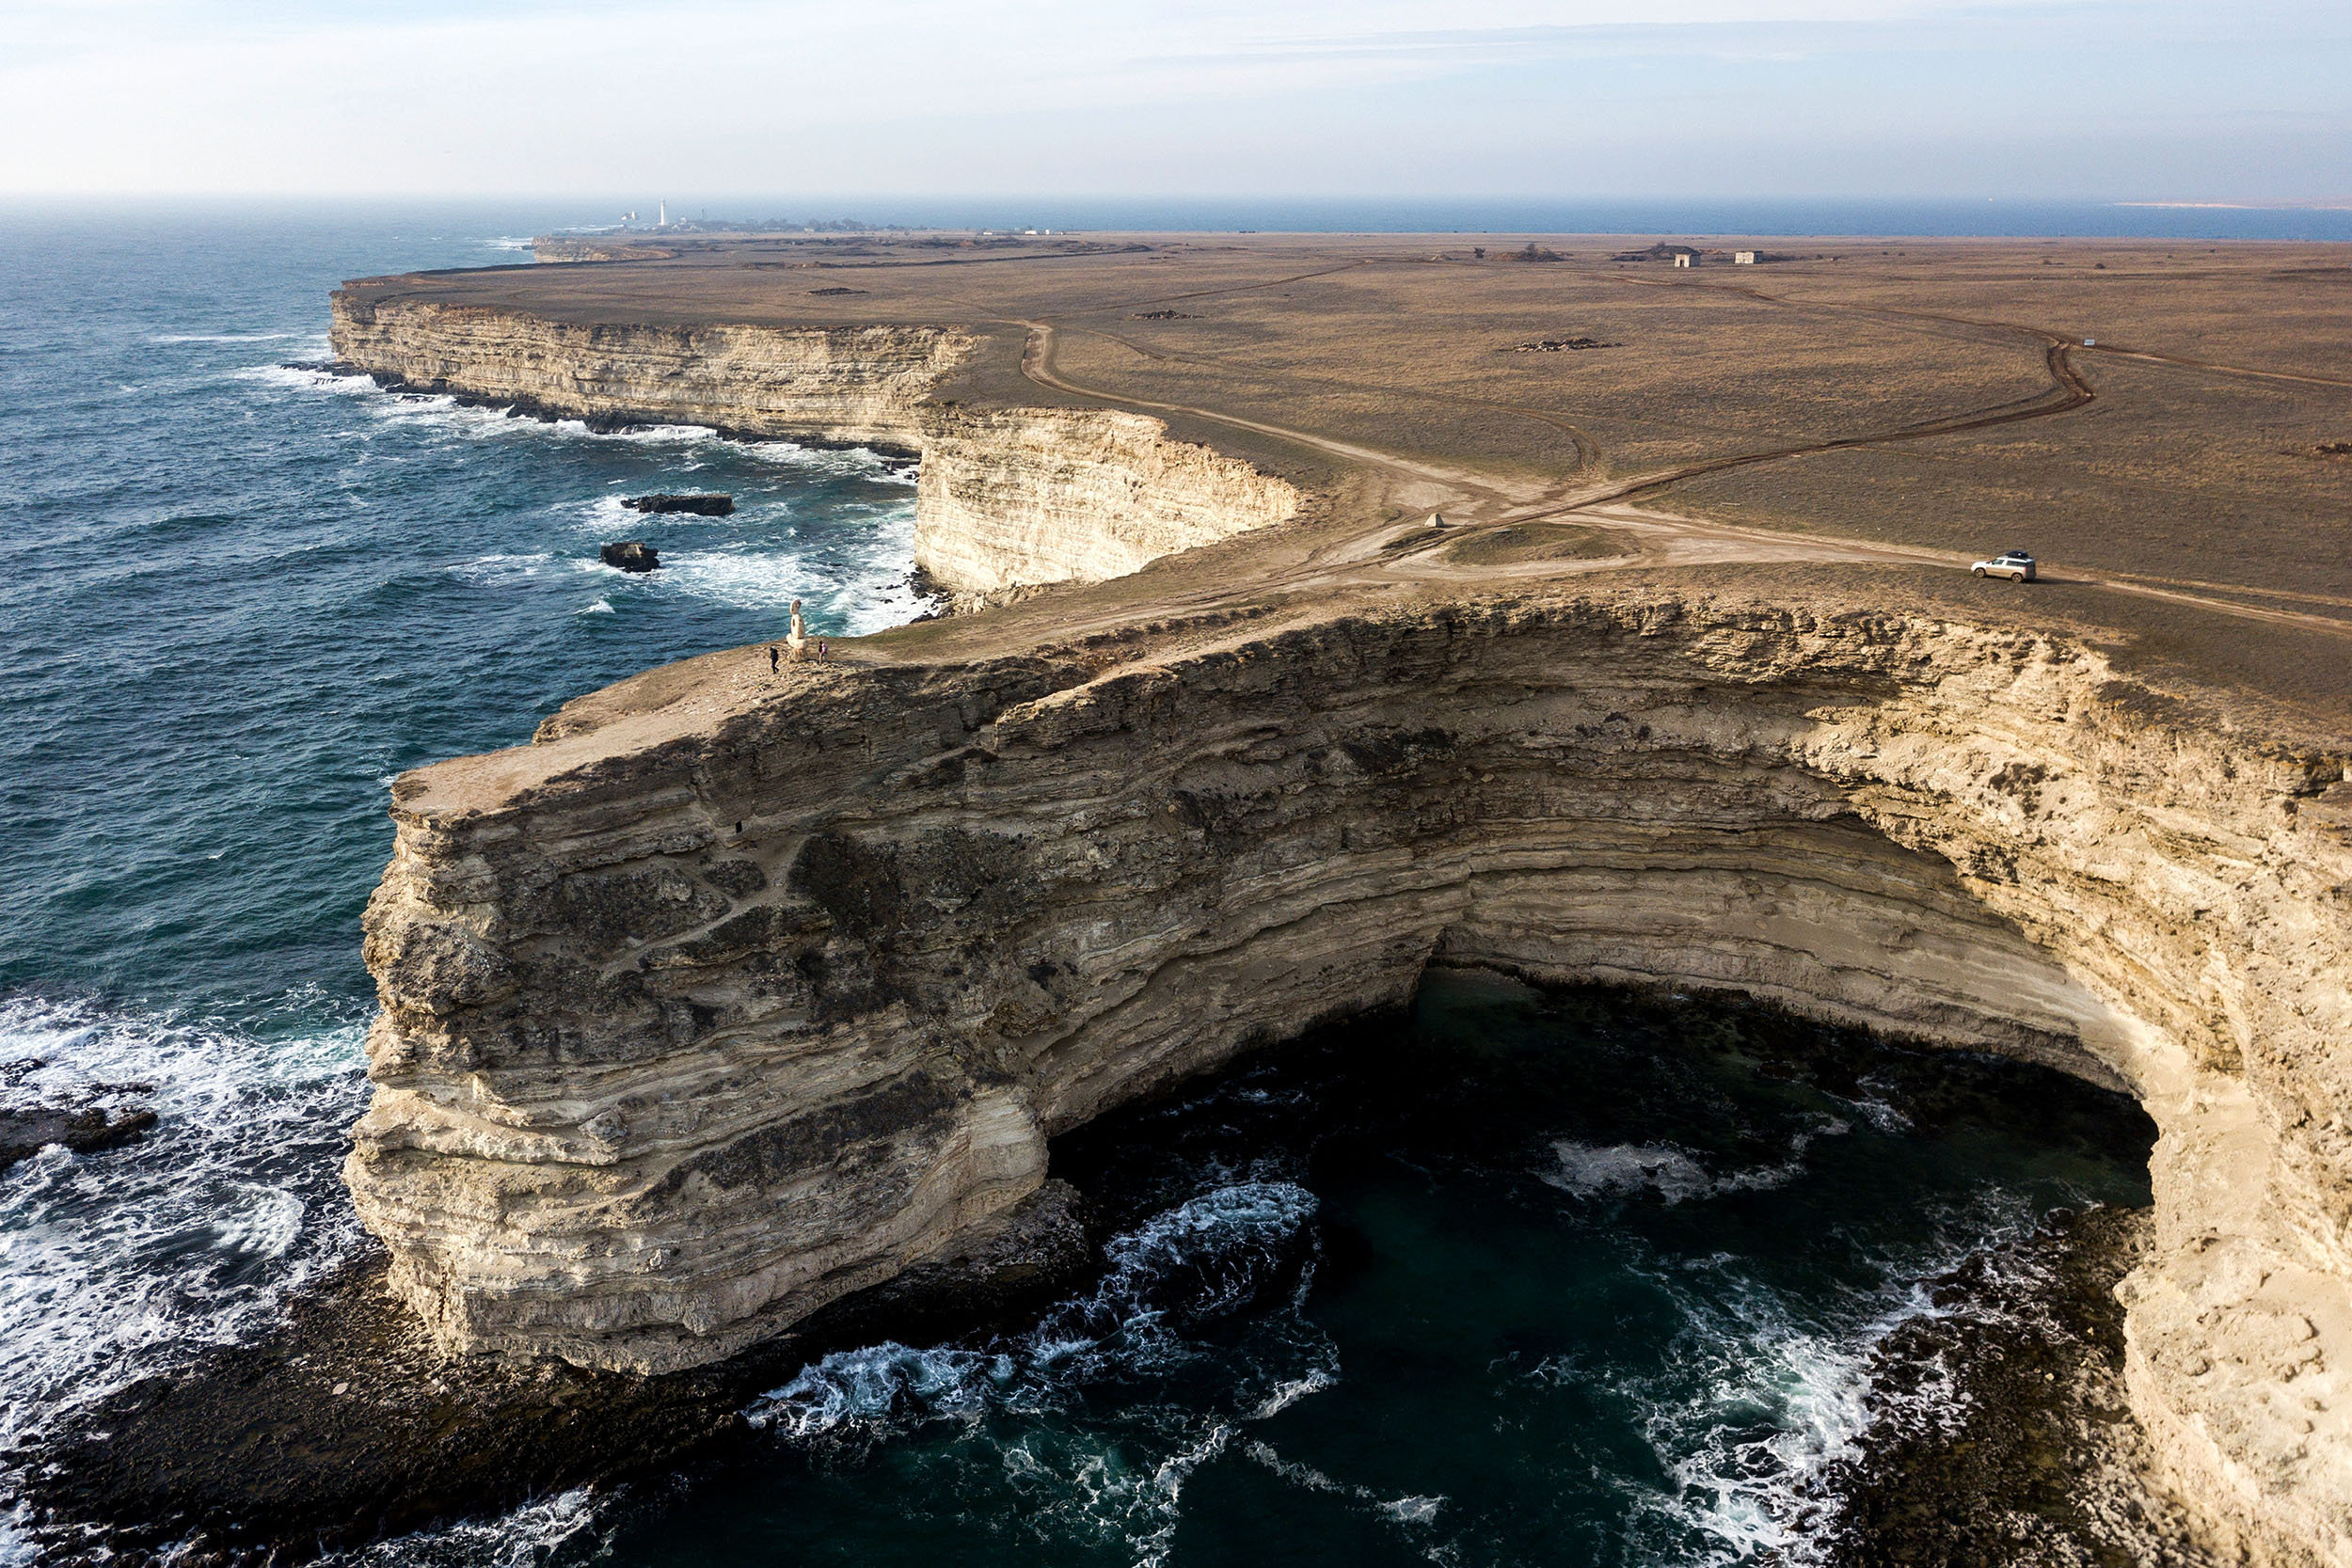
<box><xmin>326</xmin><ymin>294</ymin><xmax>1298</xmax><ymax>594</ymax></box>
<box><xmin>351</xmin><ymin>592</ymin><xmax>2351</xmax><ymax>1564</ymax></box>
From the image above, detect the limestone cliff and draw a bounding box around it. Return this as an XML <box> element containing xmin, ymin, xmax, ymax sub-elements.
<box><xmin>351</xmin><ymin>593</ymin><xmax>2352</xmax><ymax>1564</ymax></box>
<box><xmin>327</xmin><ymin>295</ymin><xmax>958</xmax><ymax>451</ymax></box>
<box><xmin>915</xmin><ymin>407</ymin><xmax>1302</xmax><ymax>592</ymax></box>
<box><xmin>326</xmin><ymin>294</ymin><xmax>1300</xmax><ymax>594</ymax></box>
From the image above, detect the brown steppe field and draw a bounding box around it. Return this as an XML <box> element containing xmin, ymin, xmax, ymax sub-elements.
<box><xmin>354</xmin><ymin>230</ymin><xmax>2352</xmax><ymax>724</ymax></box>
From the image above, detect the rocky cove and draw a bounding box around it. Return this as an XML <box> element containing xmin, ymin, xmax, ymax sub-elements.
<box><xmin>332</xmin><ymin>586</ymin><xmax>2351</xmax><ymax>1560</ymax></box>
<box><xmin>39</xmin><ymin>268</ymin><xmax>2343</xmax><ymax>1564</ymax></box>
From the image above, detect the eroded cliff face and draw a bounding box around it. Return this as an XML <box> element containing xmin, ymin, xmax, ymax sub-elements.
<box><xmin>327</xmin><ymin>295</ymin><xmax>960</xmax><ymax>450</ymax></box>
<box><xmin>326</xmin><ymin>296</ymin><xmax>1299</xmax><ymax>594</ymax></box>
<box><xmin>916</xmin><ymin>407</ymin><xmax>1302</xmax><ymax>593</ymax></box>
<box><xmin>351</xmin><ymin>594</ymin><xmax>2352</xmax><ymax>1564</ymax></box>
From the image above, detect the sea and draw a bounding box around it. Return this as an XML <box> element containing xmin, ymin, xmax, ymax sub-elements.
<box><xmin>0</xmin><ymin>203</ymin><xmax>2170</xmax><ymax>1566</ymax></box>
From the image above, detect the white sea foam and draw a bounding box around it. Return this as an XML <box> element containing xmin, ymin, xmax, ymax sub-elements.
<box><xmin>648</xmin><ymin>534</ymin><xmax>925</xmax><ymax>625</ymax></box>
<box><xmin>326</xmin><ymin>386</ymin><xmax>916</xmax><ymax>482</ymax></box>
<box><xmin>236</xmin><ymin>361</ymin><xmax>375</xmax><ymax>396</ymax></box>
<box><xmin>329</xmin><ymin>1485</ymin><xmax>601</xmax><ymax>1568</ymax></box>
<box><xmin>753</xmin><ymin>1181</ymin><xmax>1324</xmax><ymax>1442</ymax></box>
<box><xmin>1546</xmin><ymin>1142</ymin><xmax>1716</xmax><ymax>1202</ymax></box>
<box><xmin>1595</xmin><ymin>1193</ymin><xmax>2043</xmax><ymax>1566</ymax></box>
<box><xmin>1238</xmin><ymin>1438</ymin><xmax>1447</xmax><ymax>1535</ymax></box>
<box><xmin>234</xmin><ymin>362</ymin><xmax>918</xmax><ymax>524</ymax></box>
<box><xmin>0</xmin><ymin>994</ymin><xmax>598</xmax><ymax>1567</ymax></box>
<box><xmin>152</xmin><ymin>330</ymin><xmax>312</xmax><ymax>344</ymax></box>
<box><xmin>0</xmin><ymin>994</ymin><xmax>368</xmax><ymax>1449</ymax></box>
<box><xmin>1545</xmin><ymin>1118</ymin><xmax>1849</xmax><ymax>1205</ymax></box>
<box><xmin>739</xmin><ymin>1181</ymin><xmax>1327</xmax><ymax>1566</ymax></box>
<box><xmin>446</xmin><ymin>552</ymin><xmax>559</xmax><ymax>587</ymax></box>
<box><xmin>1251</xmin><ymin>1366</ymin><xmax>1336</xmax><ymax>1419</ymax></box>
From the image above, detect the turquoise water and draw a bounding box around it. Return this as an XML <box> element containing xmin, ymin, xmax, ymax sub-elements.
<box><xmin>0</xmin><ymin>209</ymin><xmax>2154</xmax><ymax>1565</ymax></box>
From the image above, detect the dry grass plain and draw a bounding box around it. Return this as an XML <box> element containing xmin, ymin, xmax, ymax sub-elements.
<box><xmin>349</xmin><ymin>230</ymin><xmax>2352</xmax><ymax>722</ymax></box>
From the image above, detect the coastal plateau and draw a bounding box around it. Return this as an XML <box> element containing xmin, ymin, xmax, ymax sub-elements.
<box><xmin>324</xmin><ymin>237</ymin><xmax>2352</xmax><ymax>1566</ymax></box>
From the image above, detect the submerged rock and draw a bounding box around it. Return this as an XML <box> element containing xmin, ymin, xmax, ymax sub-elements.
<box><xmin>623</xmin><ymin>493</ymin><xmax>733</xmax><ymax>515</ymax></box>
<box><xmin>0</xmin><ymin>1101</ymin><xmax>156</xmax><ymax>1174</ymax></box>
<box><xmin>16</xmin><ymin>1180</ymin><xmax>1093</xmax><ymax>1560</ymax></box>
<box><xmin>598</xmin><ymin>540</ymin><xmax>660</xmax><ymax>573</ymax></box>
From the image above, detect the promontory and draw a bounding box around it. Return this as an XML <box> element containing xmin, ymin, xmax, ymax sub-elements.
<box><xmin>326</xmin><ymin>230</ymin><xmax>2352</xmax><ymax>1564</ymax></box>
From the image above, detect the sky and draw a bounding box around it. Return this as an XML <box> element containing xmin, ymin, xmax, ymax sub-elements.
<box><xmin>2</xmin><ymin>0</ymin><xmax>2347</xmax><ymax>202</ymax></box>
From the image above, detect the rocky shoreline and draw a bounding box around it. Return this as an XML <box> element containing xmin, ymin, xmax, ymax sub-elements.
<box><xmin>17</xmin><ymin>1183</ymin><xmax>1093</xmax><ymax>1560</ymax></box>
<box><xmin>1828</xmin><ymin>1205</ymin><xmax>2220</xmax><ymax>1568</ymax></box>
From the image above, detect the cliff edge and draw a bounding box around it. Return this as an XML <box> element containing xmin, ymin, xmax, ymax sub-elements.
<box><xmin>329</xmin><ymin>245</ymin><xmax>2352</xmax><ymax>1565</ymax></box>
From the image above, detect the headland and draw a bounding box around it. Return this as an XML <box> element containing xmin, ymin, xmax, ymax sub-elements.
<box><xmin>89</xmin><ymin>230</ymin><xmax>2352</xmax><ymax>1560</ymax></box>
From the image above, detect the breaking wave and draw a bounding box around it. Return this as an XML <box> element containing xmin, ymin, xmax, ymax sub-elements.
<box><xmin>0</xmin><ymin>993</ymin><xmax>368</xmax><ymax>1449</ymax></box>
<box><xmin>247</xmin><ymin>367</ymin><xmax>917</xmax><ymax>483</ymax></box>
<box><xmin>1600</xmin><ymin>1192</ymin><xmax>2049</xmax><ymax>1564</ymax></box>
<box><xmin>755</xmin><ymin>1182</ymin><xmax>1324</xmax><ymax>1444</ymax></box>
<box><xmin>152</xmin><ymin>330</ymin><xmax>312</xmax><ymax>344</ymax></box>
<box><xmin>739</xmin><ymin>1183</ymin><xmax>1335</xmax><ymax>1567</ymax></box>
<box><xmin>1545</xmin><ymin>1117</ymin><xmax>1850</xmax><ymax>1205</ymax></box>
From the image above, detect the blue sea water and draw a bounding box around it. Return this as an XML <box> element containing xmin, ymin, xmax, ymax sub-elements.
<box><xmin>0</xmin><ymin>204</ymin><xmax>929</xmax><ymax>1508</ymax></box>
<box><xmin>0</xmin><ymin>206</ymin><xmax>2155</xmax><ymax>1566</ymax></box>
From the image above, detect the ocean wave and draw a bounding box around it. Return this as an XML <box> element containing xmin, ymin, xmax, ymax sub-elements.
<box><xmin>446</xmin><ymin>552</ymin><xmax>564</xmax><ymax>587</ymax></box>
<box><xmin>0</xmin><ymin>993</ymin><xmax>368</xmax><ymax>1449</ymax></box>
<box><xmin>1602</xmin><ymin>1190</ymin><xmax>2043</xmax><ymax>1566</ymax></box>
<box><xmin>481</xmin><ymin>237</ymin><xmax>539</xmax><ymax>253</ymax></box>
<box><xmin>328</xmin><ymin>1485</ymin><xmax>602</xmax><ymax>1568</ymax></box>
<box><xmin>235</xmin><ymin>361</ymin><xmax>376</xmax><ymax>396</ymax></box>
<box><xmin>1544</xmin><ymin>1117</ymin><xmax>1849</xmax><ymax>1205</ymax></box>
<box><xmin>151</xmin><ymin>331</ymin><xmax>311</xmax><ymax>344</ymax></box>
<box><xmin>753</xmin><ymin>1181</ymin><xmax>1324</xmax><ymax>1445</ymax></box>
<box><xmin>735</xmin><ymin>1181</ymin><xmax>1327</xmax><ymax>1567</ymax></box>
<box><xmin>628</xmin><ymin>531</ymin><xmax>928</xmax><ymax>628</ymax></box>
<box><xmin>232</xmin><ymin>362</ymin><xmax>918</xmax><ymax>489</ymax></box>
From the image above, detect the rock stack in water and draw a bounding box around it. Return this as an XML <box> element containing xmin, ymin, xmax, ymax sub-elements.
<box><xmin>599</xmin><ymin>541</ymin><xmax>660</xmax><ymax>573</ymax></box>
<box><xmin>624</xmin><ymin>494</ymin><xmax>734</xmax><ymax>515</ymax></box>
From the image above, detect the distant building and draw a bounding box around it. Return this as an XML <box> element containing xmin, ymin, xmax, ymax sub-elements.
<box><xmin>1735</xmin><ymin>250</ymin><xmax>1757</xmax><ymax>265</ymax></box>
<box><xmin>1672</xmin><ymin>251</ymin><xmax>1695</xmax><ymax>268</ymax></box>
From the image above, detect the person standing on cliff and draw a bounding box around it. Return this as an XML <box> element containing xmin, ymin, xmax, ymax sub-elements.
<box><xmin>768</xmin><ymin>645</ymin><xmax>779</xmax><ymax>674</ymax></box>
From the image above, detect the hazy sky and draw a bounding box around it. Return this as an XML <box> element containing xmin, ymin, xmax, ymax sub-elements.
<box><xmin>3</xmin><ymin>0</ymin><xmax>2346</xmax><ymax>200</ymax></box>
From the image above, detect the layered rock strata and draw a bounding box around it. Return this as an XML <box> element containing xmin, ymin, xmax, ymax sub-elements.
<box><xmin>326</xmin><ymin>296</ymin><xmax>1298</xmax><ymax>593</ymax></box>
<box><xmin>352</xmin><ymin>595</ymin><xmax>2352</xmax><ymax>1564</ymax></box>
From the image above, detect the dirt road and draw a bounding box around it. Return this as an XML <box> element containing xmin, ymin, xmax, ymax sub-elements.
<box><xmin>1014</xmin><ymin>310</ymin><xmax>2352</xmax><ymax>640</ymax></box>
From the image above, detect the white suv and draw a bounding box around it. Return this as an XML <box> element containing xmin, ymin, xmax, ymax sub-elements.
<box><xmin>1972</xmin><ymin>550</ymin><xmax>2036</xmax><ymax>581</ymax></box>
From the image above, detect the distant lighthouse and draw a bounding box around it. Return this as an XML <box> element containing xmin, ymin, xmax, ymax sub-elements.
<box><xmin>658</xmin><ymin>199</ymin><xmax>667</xmax><ymax>229</ymax></box>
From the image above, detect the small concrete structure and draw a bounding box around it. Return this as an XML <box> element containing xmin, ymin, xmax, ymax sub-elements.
<box><xmin>1735</xmin><ymin>251</ymin><xmax>1758</xmax><ymax>265</ymax></box>
<box><xmin>1672</xmin><ymin>252</ymin><xmax>1695</xmax><ymax>269</ymax></box>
